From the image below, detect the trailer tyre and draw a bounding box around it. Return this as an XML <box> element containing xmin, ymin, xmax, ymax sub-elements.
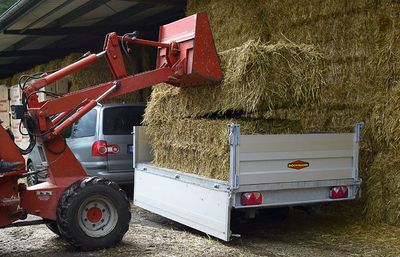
<box><xmin>56</xmin><ymin>177</ymin><xmax>131</xmax><ymax>251</ymax></box>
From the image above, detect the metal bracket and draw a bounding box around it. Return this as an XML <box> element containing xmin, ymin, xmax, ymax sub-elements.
<box><xmin>18</xmin><ymin>169</ymin><xmax>45</xmax><ymax>178</ymax></box>
<box><xmin>229</xmin><ymin>123</ymin><xmax>240</xmax><ymax>190</ymax></box>
<box><xmin>354</xmin><ymin>168</ymin><xmax>359</xmax><ymax>182</ymax></box>
<box><xmin>232</xmin><ymin>174</ymin><xmax>239</xmax><ymax>190</ymax></box>
<box><xmin>354</xmin><ymin>122</ymin><xmax>364</xmax><ymax>143</ymax></box>
<box><xmin>356</xmin><ymin>178</ymin><xmax>362</xmax><ymax>197</ymax></box>
<box><xmin>228</xmin><ymin>123</ymin><xmax>240</xmax><ymax>146</ymax></box>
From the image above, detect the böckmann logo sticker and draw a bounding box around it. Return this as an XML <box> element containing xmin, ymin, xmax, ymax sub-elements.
<box><xmin>288</xmin><ymin>160</ymin><xmax>309</xmax><ymax>170</ymax></box>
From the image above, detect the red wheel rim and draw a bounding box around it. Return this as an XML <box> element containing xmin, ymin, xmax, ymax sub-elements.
<box><xmin>87</xmin><ymin>207</ymin><xmax>102</xmax><ymax>223</ymax></box>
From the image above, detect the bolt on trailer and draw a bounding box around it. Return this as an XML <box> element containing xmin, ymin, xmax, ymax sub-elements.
<box><xmin>133</xmin><ymin>122</ymin><xmax>364</xmax><ymax>241</ymax></box>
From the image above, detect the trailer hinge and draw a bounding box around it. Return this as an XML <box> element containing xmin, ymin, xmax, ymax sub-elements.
<box><xmin>355</xmin><ymin>168</ymin><xmax>359</xmax><ymax>181</ymax></box>
<box><xmin>227</xmin><ymin>176</ymin><xmax>240</xmax><ymax>191</ymax></box>
<box><xmin>233</xmin><ymin>174</ymin><xmax>240</xmax><ymax>190</ymax></box>
<box><xmin>229</xmin><ymin>123</ymin><xmax>240</xmax><ymax>190</ymax></box>
<box><xmin>228</xmin><ymin>123</ymin><xmax>240</xmax><ymax>146</ymax></box>
<box><xmin>354</xmin><ymin>122</ymin><xmax>364</xmax><ymax>143</ymax></box>
<box><xmin>355</xmin><ymin>178</ymin><xmax>362</xmax><ymax>198</ymax></box>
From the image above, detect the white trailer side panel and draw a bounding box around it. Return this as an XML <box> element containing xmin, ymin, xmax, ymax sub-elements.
<box><xmin>134</xmin><ymin>165</ymin><xmax>231</xmax><ymax>241</ymax></box>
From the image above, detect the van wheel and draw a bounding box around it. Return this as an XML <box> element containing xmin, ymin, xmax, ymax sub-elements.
<box><xmin>56</xmin><ymin>177</ymin><xmax>131</xmax><ymax>251</ymax></box>
<box><xmin>258</xmin><ymin>207</ymin><xmax>290</xmax><ymax>222</ymax></box>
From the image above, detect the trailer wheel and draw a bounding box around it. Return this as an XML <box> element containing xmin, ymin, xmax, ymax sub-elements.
<box><xmin>258</xmin><ymin>207</ymin><xmax>290</xmax><ymax>222</ymax></box>
<box><xmin>56</xmin><ymin>177</ymin><xmax>131</xmax><ymax>251</ymax></box>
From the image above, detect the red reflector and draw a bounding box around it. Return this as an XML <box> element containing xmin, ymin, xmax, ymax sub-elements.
<box><xmin>329</xmin><ymin>186</ymin><xmax>348</xmax><ymax>199</ymax></box>
<box><xmin>92</xmin><ymin>141</ymin><xmax>107</xmax><ymax>157</ymax></box>
<box><xmin>242</xmin><ymin>192</ymin><xmax>262</xmax><ymax>205</ymax></box>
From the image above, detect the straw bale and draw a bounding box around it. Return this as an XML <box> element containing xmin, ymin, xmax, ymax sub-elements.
<box><xmin>187</xmin><ymin>0</ymin><xmax>268</xmax><ymax>52</ymax></box>
<box><xmin>264</xmin><ymin>2</ymin><xmax>374</xmax><ymax>53</ymax></box>
<box><xmin>260</xmin><ymin>2</ymin><xmax>376</xmax><ymax>112</ymax></box>
<box><xmin>323</xmin><ymin>62</ymin><xmax>371</xmax><ymax>109</ymax></box>
<box><xmin>147</xmin><ymin>117</ymin><xmax>304</xmax><ymax>180</ymax></box>
<box><xmin>370</xmin><ymin>2</ymin><xmax>400</xmax><ymax>90</ymax></box>
<box><xmin>68</xmin><ymin>56</ymin><xmax>114</xmax><ymax>92</ymax></box>
<box><xmin>65</xmin><ymin>53</ymin><xmax>145</xmax><ymax>104</ymax></box>
<box><xmin>143</xmin><ymin>40</ymin><xmax>325</xmax><ymax>124</ymax></box>
<box><xmin>187</xmin><ymin>0</ymin><xmax>376</xmax><ymax>111</ymax></box>
<box><xmin>0</xmin><ymin>77</ymin><xmax>12</xmax><ymax>87</ymax></box>
<box><xmin>273</xmin><ymin>107</ymin><xmax>363</xmax><ymax>133</ymax></box>
<box><xmin>187</xmin><ymin>0</ymin><xmax>375</xmax><ymax>54</ymax></box>
<box><xmin>365</xmin><ymin>151</ymin><xmax>400</xmax><ymax>225</ymax></box>
<box><xmin>370</xmin><ymin>81</ymin><xmax>400</xmax><ymax>152</ymax></box>
<box><xmin>257</xmin><ymin>0</ymin><xmax>374</xmax><ymax>25</ymax></box>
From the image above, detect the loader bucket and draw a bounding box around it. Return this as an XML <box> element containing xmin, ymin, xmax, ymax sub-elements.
<box><xmin>157</xmin><ymin>12</ymin><xmax>223</xmax><ymax>87</ymax></box>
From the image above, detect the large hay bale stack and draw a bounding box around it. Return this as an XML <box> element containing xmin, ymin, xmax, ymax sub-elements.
<box><xmin>144</xmin><ymin>40</ymin><xmax>325</xmax><ymax>180</ymax></box>
<box><xmin>142</xmin><ymin>0</ymin><xmax>400</xmax><ymax>225</ymax></box>
<box><xmin>187</xmin><ymin>0</ymin><xmax>377</xmax><ymax>114</ymax></box>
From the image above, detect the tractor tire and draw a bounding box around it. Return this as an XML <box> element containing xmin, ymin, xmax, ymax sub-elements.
<box><xmin>56</xmin><ymin>177</ymin><xmax>131</xmax><ymax>251</ymax></box>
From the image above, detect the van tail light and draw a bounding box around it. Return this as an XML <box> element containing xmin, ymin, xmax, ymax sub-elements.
<box><xmin>92</xmin><ymin>141</ymin><xmax>120</xmax><ymax>156</ymax></box>
<box><xmin>329</xmin><ymin>186</ymin><xmax>348</xmax><ymax>199</ymax></box>
<box><xmin>92</xmin><ymin>141</ymin><xmax>108</xmax><ymax>156</ymax></box>
<box><xmin>107</xmin><ymin>145</ymin><xmax>120</xmax><ymax>154</ymax></box>
<box><xmin>242</xmin><ymin>192</ymin><xmax>262</xmax><ymax>205</ymax></box>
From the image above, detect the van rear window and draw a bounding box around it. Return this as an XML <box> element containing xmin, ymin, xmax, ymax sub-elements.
<box><xmin>103</xmin><ymin>106</ymin><xmax>144</xmax><ymax>135</ymax></box>
<box><xmin>72</xmin><ymin>109</ymin><xmax>97</xmax><ymax>138</ymax></box>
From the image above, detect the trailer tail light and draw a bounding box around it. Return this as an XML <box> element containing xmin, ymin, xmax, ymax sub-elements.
<box><xmin>329</xmin><ymin>186</ymin><xmax>348</xmax><ymax>199</ymax></box>
<box><xmin>92</xmin><ymin>141</ymin><xmax>120</xmax><ymax>156</ymax></box>
<box><xmin>242</xmin><ymin>192</ymin><xmax>262</xmax><ymax>205</ymax></box>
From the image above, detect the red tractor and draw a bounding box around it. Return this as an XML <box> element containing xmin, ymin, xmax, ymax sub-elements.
<box><xmin>0</xmin><ymin>12</ymin><xmax>222</xmax><ymax>250</ymax></box>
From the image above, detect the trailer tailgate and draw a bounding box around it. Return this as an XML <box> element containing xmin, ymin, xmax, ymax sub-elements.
<box><xmin>237</xmin><ymin>133</ymin><xmax>356</xmax><ymax>185</ymax></box>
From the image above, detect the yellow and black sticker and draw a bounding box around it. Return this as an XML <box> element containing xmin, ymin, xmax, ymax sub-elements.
<box><xmin>288</xmin><ymin>160</ymin><xmax>309</xmax><ymax>170</ymax></box>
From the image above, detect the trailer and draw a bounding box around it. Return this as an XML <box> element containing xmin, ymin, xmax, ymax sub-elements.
<box><xmin>133</xmin><ymin>122</ymin><xmax>364</xmax><ymax>241</ymax></box>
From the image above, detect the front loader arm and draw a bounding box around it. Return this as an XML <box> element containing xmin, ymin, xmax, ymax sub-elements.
<box><xmin>23</xmin><ymin>12</ymin><xmax>222</xmax><ymax>142</ymax></box>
